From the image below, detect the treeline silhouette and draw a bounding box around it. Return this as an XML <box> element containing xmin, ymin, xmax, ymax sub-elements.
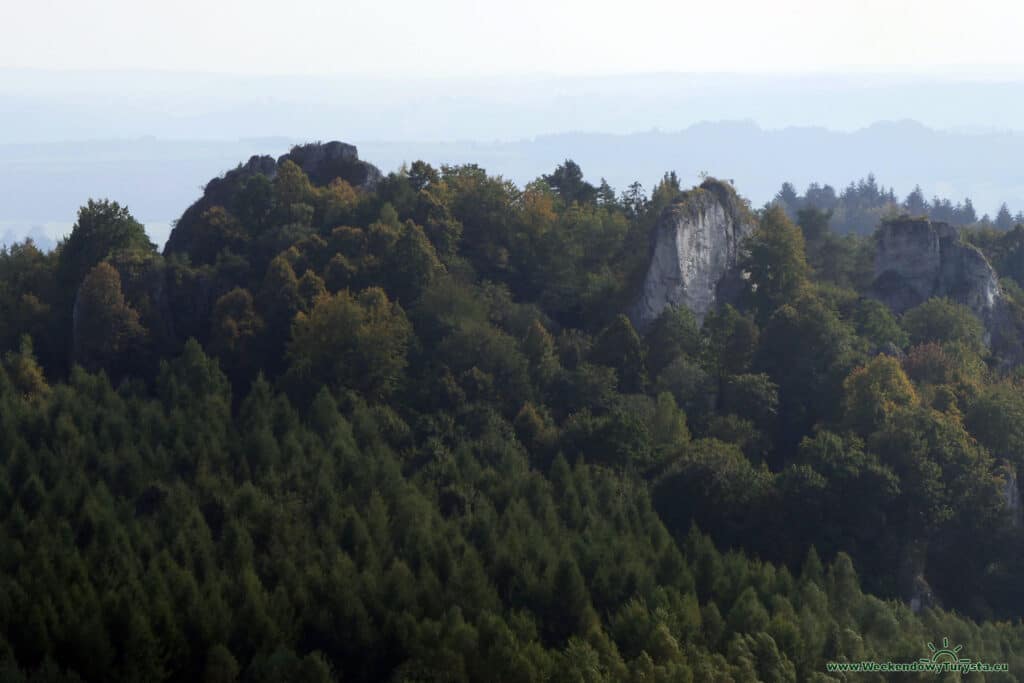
<box><xmin>775</xmin><ymin>174</ymin><xmax>1023</xmax><ymax>235</ymax></box>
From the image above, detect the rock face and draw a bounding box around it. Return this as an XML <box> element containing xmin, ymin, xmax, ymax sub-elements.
<box><xmin>1004</xmin><ymin>464</ymin><xmax>1022</xmax><ymax>529</ymax></box>
<box><xmin>630</xmin><ymin>179</ymin><xmax>755</xmax><ymax>329</ymax></box>
<box><xmin>869</xmin><ymin>217</ymin><xmax>1001</xmax><ymax>319</ymax></box>
<box><xmin>224</xmin><ymin>142</ymin><xmax>382</xmax><ymax>190</ymax></box>
<box><xmin>898</xmin><ymin>540</ymin><xmax>938</xmax><ymax>615</ymax></box>
<box><xmin>281</xmin><ymin>141</ymin><xmax>382</xmax><ymax>189</ymax></box>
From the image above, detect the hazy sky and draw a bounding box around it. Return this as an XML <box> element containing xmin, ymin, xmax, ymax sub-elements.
<box><xmin>4</xmin><ymin>0</ymin><xmax>1024</xmax><ymax>77</ymax></box>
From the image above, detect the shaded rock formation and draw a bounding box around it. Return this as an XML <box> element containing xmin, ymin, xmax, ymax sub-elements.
<box><xmin>869</xmin><ymin>216</ymin><xmax>1001</xmax><ymax>319</ymax></box>
<box><xmin>630</xmin><ymin>179</ymin><xmax>755</xmax><ymax>329</ymax></box>
<box><xmin>1004</xmin><ymin>464</ymin><xmax>1022</xmax><ymax>529</ymax></box>
<box><xmin>164</xmin><ymin>141</ymin><xmax>381</xmax><ymax>260</ymax></box>
<box><xmin>898</xmin><ymin>540</ymin><xmax>938</xmax><ymax>615</ymax></box>
<box><xmin>282</xmin><ymin>141</ymin><xmax>382</xmax><ymax>188</ymax></box>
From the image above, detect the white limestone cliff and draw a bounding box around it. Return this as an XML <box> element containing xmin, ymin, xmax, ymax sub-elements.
<box><xmin>630</xmin><ymin>179</ymin><xmax>755</xmax><ymax>329</ymax></box>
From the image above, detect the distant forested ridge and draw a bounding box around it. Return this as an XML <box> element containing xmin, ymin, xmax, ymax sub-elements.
<box><xmin>773</xmin><ymin>173</ymin><xmax>1024</xmax><ymax>235</ymax></box>
<box><xmin>4</xmin><ymin>145</ymin><xmax>1024</xmax><ymax>681</ymax></box>
<box><xmin>7</xmin><ymin>119</ymin><xmax>1024</xmax><ymax>248</ymax></box>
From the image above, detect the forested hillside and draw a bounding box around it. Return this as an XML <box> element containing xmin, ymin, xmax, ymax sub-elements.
<box><xmin>4</xmin><ymin>144</ymin><xmax>1024</xmax><ymax>681</ymax></box>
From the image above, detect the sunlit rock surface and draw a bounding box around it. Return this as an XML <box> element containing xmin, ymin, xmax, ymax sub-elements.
<box><xmin>631</xmin><ymin>179</ymin><xmax>755</xmax><ymax>329</ymax></box>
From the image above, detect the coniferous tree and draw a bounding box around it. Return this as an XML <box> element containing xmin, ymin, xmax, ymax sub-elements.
<box><xmin>72</xmin><ymin>261</ymin><xmax>148</xmax><ymax>374</ymax></box>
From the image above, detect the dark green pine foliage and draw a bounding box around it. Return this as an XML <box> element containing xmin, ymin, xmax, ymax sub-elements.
<box><xmin>2</xmin><ymin>154</ymin><xmax>1024</xmax><ymax>681</ymax></box>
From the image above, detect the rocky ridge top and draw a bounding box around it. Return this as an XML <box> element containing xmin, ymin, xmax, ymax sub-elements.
<box><xmin>164</xmin><ymin>141</ymin><xmax>381</xmax><ymax>258</ymax></box>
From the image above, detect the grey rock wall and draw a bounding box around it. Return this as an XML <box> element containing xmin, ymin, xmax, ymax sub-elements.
<box><xmin>870</xmin><ymin>217</ymin><xmax>1001</xmax><ymax>318</ymax></box>
<box><xmin>630</xmin><ymin>179</ymin><xmax>755</xmax><ymax>329</ymax></box>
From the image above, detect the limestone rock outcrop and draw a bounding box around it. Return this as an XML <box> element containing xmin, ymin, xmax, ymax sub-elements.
<box><xmin>898</xmin><ymin>540</ymin><xmax>938</xmax><ymax>615</ymax></box>
<box><xmin>281</xmin><ymin>141</ymin><xmax>382</xmax><ymax>189</ymax></box>
<box><xmin>1004</xmin><ymin>464</ymin><xmax>1022</xmax><ymax>529</ymax></box>
<box><xmin>630</xmin><ymin>179</ymin><xmax>755</xmax><ymax>329</ymax></box>
<box><xmin>869</xmin><ymin>216</ymin><xmax>1001</xmax><ymax>319</ymax></box>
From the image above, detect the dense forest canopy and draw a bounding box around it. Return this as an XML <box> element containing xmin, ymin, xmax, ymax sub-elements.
<box><xmin>4</xmin><ymin>144</ymin><xmax>1024</xmax><ymax>681</ymax></box>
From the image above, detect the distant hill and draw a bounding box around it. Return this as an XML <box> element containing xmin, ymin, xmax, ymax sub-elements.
<box><xmin>0</xmin><ymin>138</ymin><xmax>297</xmax><ymax>249</ymax></box>
<box><xmin>5</xmin><ymin>69</ymin><xmax>1024</xmax><ymax>142</ymax></box>
<box><xmin>3</xmin><ymin>120</ymin><xmax>1024</xmax><ymax>248</ymax></box>
<box><xmin>361</xmin><ymin>120</ymin><xmax>1024</xmax><ymax>219</ymax></box>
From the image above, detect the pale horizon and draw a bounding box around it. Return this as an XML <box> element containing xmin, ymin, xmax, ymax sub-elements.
<box><xmin>5</xmin><ymin>0</ymin><xmax>1024</xmax><ymax>77</ymax></box>
<box><xmin>5</xmin><ymin>1</ymin><xmax>1024</xmax><ymax>247</ymax></box>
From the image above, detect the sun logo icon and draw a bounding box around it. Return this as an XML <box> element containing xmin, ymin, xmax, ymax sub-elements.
<box><xmin>925</xmin><ymin>637</ymin><xmax>969</xmax><ymax>666</ymax></box>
